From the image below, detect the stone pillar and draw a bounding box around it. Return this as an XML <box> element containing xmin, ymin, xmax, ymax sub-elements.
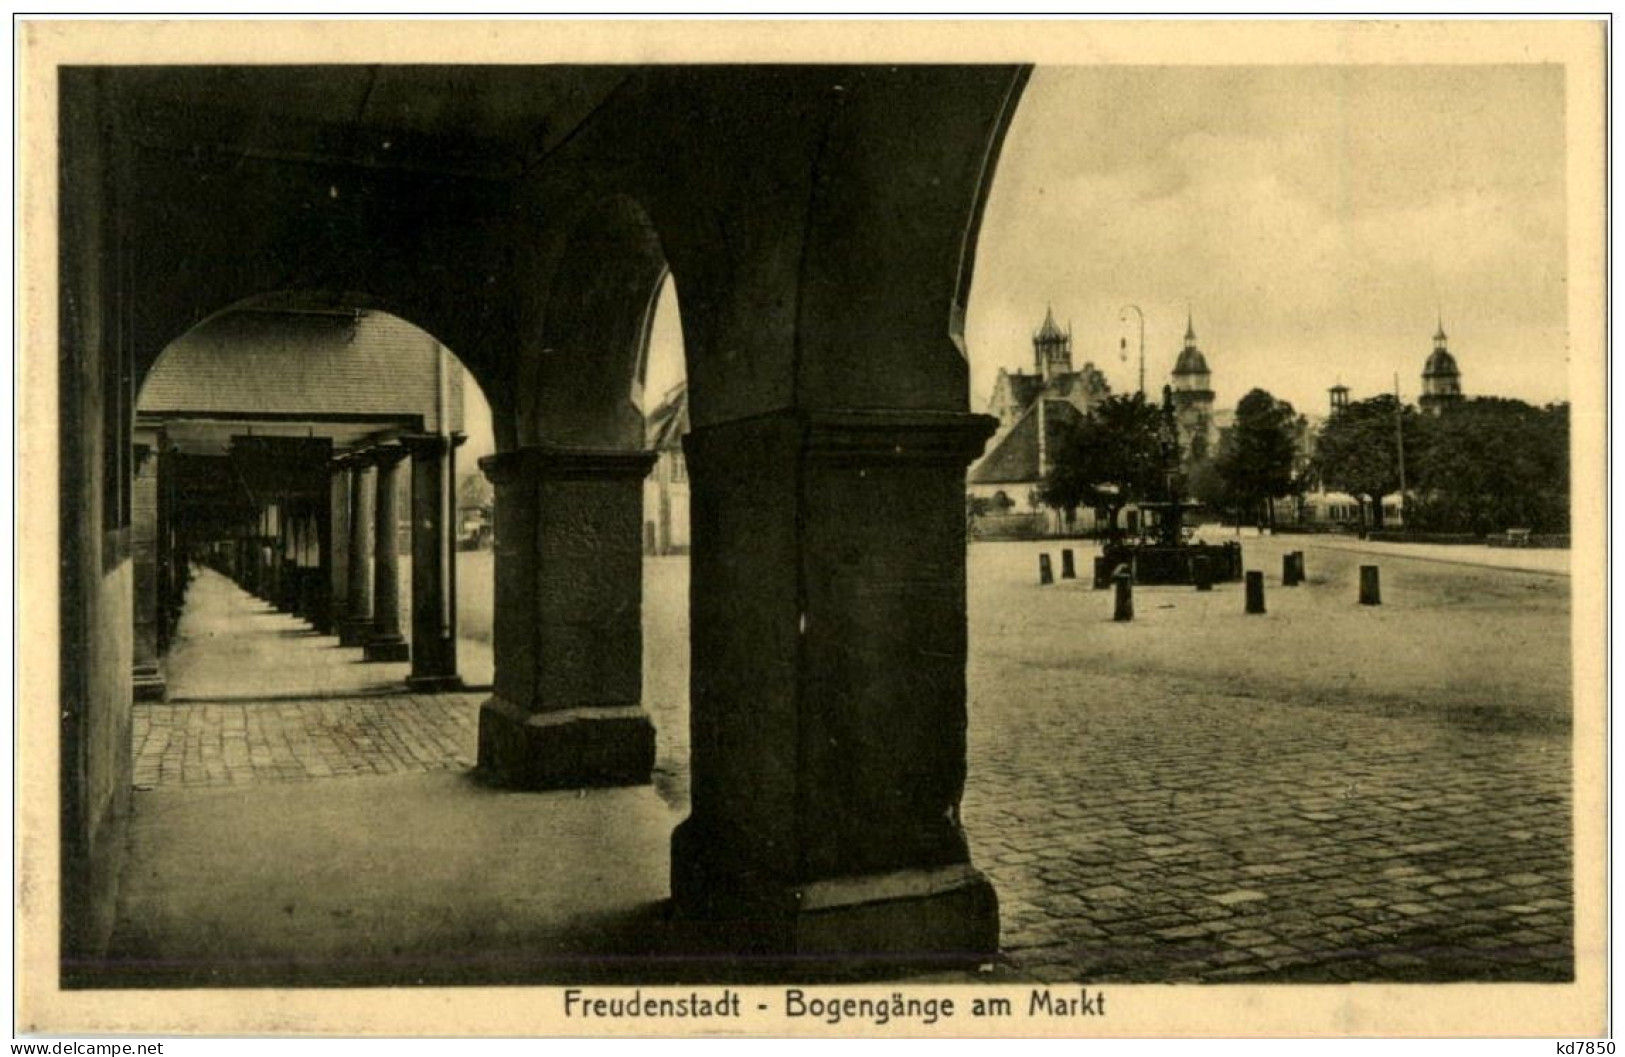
<box><xmin>476</xmin><ymin>445</ymin><xmax>658</xmax><ymax>788</ymax></box>
<box><xmin>339</xmin><ymin>457</ymin><xmax>376</xmax><ymax>647</ymax></box>
<box><xmin>275</xmin><ymin>503</ymin><xmax>298</xmax><ymax>612</ymax></box>
<box><xmin>130</xmin><ymin>436</ymin><xmax>165</xmax><ymax>701</ymax></box>
<box><xmin>263</xmin><ymin>504</ymin><xmax>282</xmax><ymax>607</ymax></box>
<box><xmin>670</xmin><ymin>409</ymin><xmax>1000</xmax><ymax>961</ymax></box>
<box><xmin>364</xmin><ymin>447</ymin><xmax>411</xmax><ymax>663</ymax></box>
<box><xmin>402</xmin><ymin>433</ymin><xmax>463</xmax><ymax>691</ymax></box>
<box><xmin>328</xmin><ymin>461</ymin><xmax>352</xmax><ymax>634</ymax></box>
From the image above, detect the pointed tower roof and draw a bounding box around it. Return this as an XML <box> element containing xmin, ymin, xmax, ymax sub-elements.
<box><xmin>1035</xmin><ymin>304</ymin><xmax>1066</xmax><ymax>342</ymax></box>
<box><xmin>1434</xmin><ymin>311</ymin><xmax>1448</xmax><ymax>344</ymax></box>
<box><xmin>1173</xmin><ymin>311</ymin><xmax>1209</xmax><ymax>376</ymax></box>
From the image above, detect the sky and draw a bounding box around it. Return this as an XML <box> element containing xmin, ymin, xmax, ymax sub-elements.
<box><xmin>963</xmin><ymin>64</ymin><xmax>1568</xmax><ymax>419</ymax></box>
<box><xmin>479</xmin><ymin>61</ymin><xmax>1568</xmax><ymax>455</ymax></box>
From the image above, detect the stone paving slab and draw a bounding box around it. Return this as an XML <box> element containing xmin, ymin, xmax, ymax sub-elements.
<box><xmin>132</xmin><ymin>695</ymin><xmax>481</xmax><ymax>790</ymax></box>
<box><xmin>163</xmin><ymin>566</ymin><xmax>492</xmax><ymax>701</ymax></box>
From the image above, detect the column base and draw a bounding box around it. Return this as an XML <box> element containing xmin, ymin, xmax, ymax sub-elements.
<box><xmin>407</xmin><ymin>673</ymin><xmax>466</xmax><ymax>693</ymax></box>
<box><xmin>477</xmin><ymin>695</ymin><xmax>655</xmax><ymax>790</ymax></box>
<box><xmin>671</xmin><ymin>818</ymin><xmax>1000</xmax><ymax>967</ymax></box>
<box><xmin>363</xmin><ymin>634</ymin><xmax>410</xmax><ymax>663</ymax></box>
<box><xmin>132</xmin><ymin>665</ymin><xmax>167</xmax><ymax>702</ymax></box>
<box><xmin>338</xmin><ymin>619</ymin><xmax>374</xmax><ymax>648</ymax></box>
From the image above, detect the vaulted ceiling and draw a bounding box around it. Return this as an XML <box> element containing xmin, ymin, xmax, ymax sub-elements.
<box><xmin>110</xmin><ymin>65</ymin><xmax>633</xmax><ymax>180</ymax></box>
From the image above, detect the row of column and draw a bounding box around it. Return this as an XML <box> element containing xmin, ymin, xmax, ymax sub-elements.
<box><xmin>332</xmin><ymin>435</ymin><xmax>464</xmax><ymax>691</ymax></box>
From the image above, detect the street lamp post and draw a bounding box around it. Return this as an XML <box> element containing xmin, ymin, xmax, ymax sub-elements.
<box><xmin>1119</xmin><ymin>304</ymin><xmax>1145</xmax><ymax>397</ymax></box>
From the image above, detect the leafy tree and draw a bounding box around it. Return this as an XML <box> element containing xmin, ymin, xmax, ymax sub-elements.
<box><xmin>1312</xmin><ymin>394</ymin><xmax>1418</xmax><ymax>530</ymax></box>
<box><xmin>1040</xmin><ymin>393</ymin><xmax>1171</xmax><ymax>538</ymax></box>
<box><xmin>1185</xmin><ymin>457</ymin><xmax>1236</xmax><ymax>521</ymax></box>
<box><xmin>1215</xmin><ymin>388</ymin><xmax>1299</xmax><ymax>530</ymax></box>
<box><xmin>1408</xmin><ymin>398</ymin><xmax>1569</xmax><ymax>534</ymax></box>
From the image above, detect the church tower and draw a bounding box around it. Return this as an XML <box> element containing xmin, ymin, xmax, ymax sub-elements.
<box><xmin>1032</xmin><ymin>305</ymin><xmax>1073</xmax><ymax>382</ymax></box>
<box><xmin>1170</xmin><ymin>312</ymin><xmax>1216</xmax><ymax>461</ymax></box>
<box><xmin>1419</xmin><ymin>317</ymin><xmax>1463</xmax><ymax>415</ymax></box>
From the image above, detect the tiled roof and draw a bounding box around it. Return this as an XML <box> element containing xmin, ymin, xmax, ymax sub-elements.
<box><xmin>970</xmin><ymin>399</ymin><xmax>1085</xmax><ymax>485</ymax></box>
<box><xmin>646</xmin><ymin>381</ymin><xmax>689</xmax><ymax>450</ymax></box>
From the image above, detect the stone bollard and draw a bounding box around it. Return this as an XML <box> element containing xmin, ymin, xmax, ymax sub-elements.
<box><xmin>1282</xmin><ymin>553</ymin><xmax>1300</xmax><ymax>586</ymax></box>
<box><xmin>1245</xmin><ymin>570</ymin><xmax>1266</xmax><ymax>614</ymax></box>
<box><xmin>1192</xmin><ymin>554</ymin><xmax>1213</xmax><ymax>592</ymax></box>
<box><xmin>1093</xmin><ymin>556</ymin><xmax>1111</xmax><ymax>590</ymax></box>
<box><xmin>1113</xmin><ymin>568</ymin><xmax>1134</xmax><ymax>622</ymax></box>
<box><xmin>1294</xmin><ymin>551</ymin><xmax>1307</xmax><ymax>583</ymax></box>
<box><xmin>1359</xmin><ymin>564</ymin><xmax>1382</xmax><ymax>605</ymax></box>
<box><xmin>1039</xmin><ymin>553</ymin><xmax>1054</xmax><ymax>585</ymax></box>
<box><xmin>1061</xmin><ymin>549</ymin><xmax>1077</xmax><ymax>580</ymax></box>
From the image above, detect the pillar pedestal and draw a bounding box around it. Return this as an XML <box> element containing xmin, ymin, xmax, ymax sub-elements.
<box><xmin>669</xmin><ymin>409</ymin><xmax>1001</xmax><ymax>966</ymax></box>
<box><xmin>476</xmin><ymin>446</ymin><xmax>658</xmax><ymax>789</ymax></box>
<box><xmin>364</xmin><ymin>447</ymin><xmax>411</xmax><ymax>663</ymax></box>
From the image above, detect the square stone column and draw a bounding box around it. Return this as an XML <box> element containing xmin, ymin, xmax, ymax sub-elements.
<box><xmin>476</xmin><ymin>446</ymin><xmax>659</xmax><ymax>789</ymax></box>
<box><xmin>130</xmin><ymin>436</ymin><xmax>165</xmax><ymax>701</ymax></box>
<box><xmin>364</xmin><ymin>447</ymin><xmax>411</xmax><ymax>662</ymax></box>
<box><xmin>339</xmin><ymin>458</ymin><xmax>377</xmax><ymax>648</ymax></box>
<box><xmin>670</xmin><ymin>408</ymin><xmax>1000</xmax><ymax>964</ymax></box>
<box><xmin>402</xmin><ymin>434</ymin><xmax>464</xmax><ymax>691</ymax></box>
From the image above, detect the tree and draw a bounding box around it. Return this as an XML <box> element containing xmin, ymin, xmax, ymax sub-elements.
<box><xmin>1408</xmin><ymin>398</ymin><xmax>1569</xmax><ymax>534</ymax></box>
<box><xmin>1312</xmin><ymin>394</ymin><xmax>1418</xmax><ymax>530</ymax></box>
<box><xmin>1040</xmin><ymin>393</ymin><xmax>1170</xmax><ymax>538</ymax></box>
<box><xmin>1215</xmin><ymin>388</ymin><xmax>1299</xmax><ymax>530</ymax></box>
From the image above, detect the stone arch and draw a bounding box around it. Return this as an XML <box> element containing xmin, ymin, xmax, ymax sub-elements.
<box><xmin>518</xmin><ymin>195</ymin><xmax>672</xmax><ymax>449</ymax></box>
<box><xmin>129</xmin><ymin>293</ymin><xmax>500</xmax><ymax>706</ymax></box>
<box><xmin>57</xmin><ymin>63</ymin><xmax>1036</xmax><ymax>975</ymax></box>
<box><xmin>137</xmin><ymin>289</ymin><xmax>516</xmax><ymax>453</ymax></box>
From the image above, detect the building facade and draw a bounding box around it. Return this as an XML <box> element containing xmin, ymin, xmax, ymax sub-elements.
<box><xmin>968</xmin><ymin>308</ymin><xmax>1111</xmax><ymax>530</ymax></box>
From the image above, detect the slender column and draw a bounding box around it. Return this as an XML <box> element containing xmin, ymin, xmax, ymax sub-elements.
<box><xmin>130</xmin><ymin>435</ymin><xmax>165</xmax><ymax>700</ymax></box>
<box><xmin>402</xmin><ymin>434</ymin><xmax>463</xmax><ymax>691</ymax></box>
<box><xmin>338</xmin><ymin>457</ymin><xmax>377</xmax><ymax>647</ymax></box>
<box><xmin>476</xmin><ymin>445</ymin><xmax>658</xmax><ymax>788</ymax></box>
<box><xmin>275</xmin><ymin>502</ymin><xmax>298</xmax><ymax>612</ymax></box>
<box><xmin>312</xmin><ymin>484</ymin><xmax>334</xmax><ymax>633</ymax></box>
<box><xmin>670</xmin><ymin>409</ymin><xmax>1000</xmax><ymax>960</ymax></box>
<box><xmin>328</xmin><ymin>460</ymin><xmax>352</xmax><ymax>633</ymax></box>
<box><xmin>263</xmin><ymin>504</ymin><xmax>282</xmax><ymax>607</ymax></box>
<box><xmin>364</xmin><ymin>446</ymin><xmax>411</xmax><ymax>662</ymax></box>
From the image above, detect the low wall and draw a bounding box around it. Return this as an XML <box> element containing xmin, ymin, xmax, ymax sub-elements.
<box><xmin>969</xmin><ymin>513</ymin><xmax>1047</xmax><ymax>541</ymax></box>
<box><xmin>1366</xmin><ymin>530</ymin><xmax>1482</xmax><ymax>545</ymax></box>
<box><xmin>1486</xmin><ymin>533</ymin><xmax>1571</xmax><ymax>549</ymax></box>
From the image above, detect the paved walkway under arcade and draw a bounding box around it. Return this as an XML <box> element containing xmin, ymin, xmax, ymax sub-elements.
<box><xmin>110</xmin><ymin>541</ymin><xmax>1575</xmax><ymax>986</ymax></box>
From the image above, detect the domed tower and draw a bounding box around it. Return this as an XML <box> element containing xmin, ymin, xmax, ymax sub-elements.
<box><xmin>1032</xmin><ymin>305</ymin><xmax>1073</xmax><ymax>382</ymax></box>
<box><xmin>1170</xmin><ymin>312</ymin><xmax>1216</xmax><ymax>461</ymax></box>
<box><xmin>1419</xmin><ymin>317</ymin><xmax>1463</xmax><ymax>415</ymax></box>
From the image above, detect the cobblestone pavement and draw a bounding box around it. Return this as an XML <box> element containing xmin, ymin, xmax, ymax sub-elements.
<box><xmin>132</xmin><ymin>695</ymin><xmax>480</xmax><ymax>789</ymax></box>
<box><xmin>959</xmin><ymin>668</ymin><xmax>1570</xmax><ymax>983</ymax></box>
<box><xmin>960</xmin><ymin>539</ymin><xmax>1573</xmax><ymax>983</ymax></box>
<box><xmin>135</xmin><ymin>540</ymin><xmax>1573</xmax><ymax>983</ymax></box>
